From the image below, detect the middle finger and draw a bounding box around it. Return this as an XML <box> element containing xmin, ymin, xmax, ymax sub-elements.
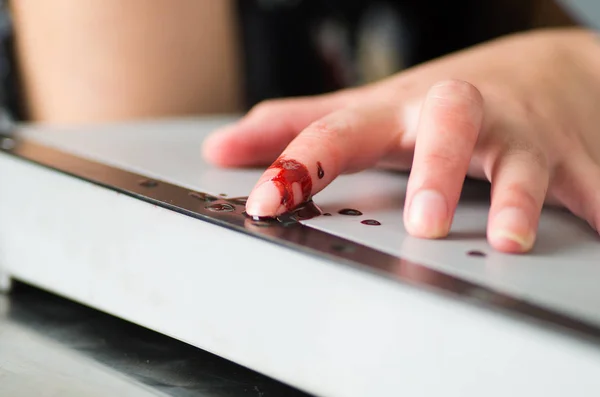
<box><xmin>404</xmin><ymin>79</ymin><xmax>484</xmax><ymax>238</ymax></box>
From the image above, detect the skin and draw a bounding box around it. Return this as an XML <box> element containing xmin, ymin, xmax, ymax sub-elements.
<box><xmin>11</xmin><ymin>0</ymin><xmax>242</xmax><ymax>122</ymax></box>
<box><xmin>10</xmin><ymin>1</ymin><xmax>594</xmax><ymax>254</ymax></box>
<box><xmin>202</xmin><ymin>28</ymin><xmax>600</xmax><ymax>254</ymax></box>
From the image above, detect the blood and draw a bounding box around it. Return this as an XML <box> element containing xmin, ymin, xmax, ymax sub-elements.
<box><xmin>361</xmin><ymin>219</ymin><xmax>381</xmax><ymax>226</ymax></box>
<box><xmin>317</xmin><ymin>162</ymin><xmax>324</xmax><ymax>179</ymax></box>
<box><xmin>292</xmin><ymin>201</ymin><xmax>323</xmax><ymax>221</ymax></box>
<box><xmin>244</xmin><ymin>200</ymin><xmax>323</xmax><ymax>225</ymax></box>
<box><xmin>467</xmin><ymin>250</ymin><xmax>487</xmax><ymax>258</ymax></box>
<box><xmin>206</xmin><ymin>203</ymin><xmax>236</xmax><ymax>212</ymax></box>
<box><xmin>219</xmin><ymin>193</ymin><xmax>228</xmax><ymax>197</ymax></box>
<box><xmin>323</xmin><ymin>213</ymin><xmax>332</xmax><ymax>216</ymax></box>
<box><xmin>266</xmin><ymin>158</ymin><xmax>313</xmax><ymax>212</ymax></box>
<box><xmin>338</xmin><ymin>208</ymin><xmax>363</xmax><ymax>216</ymax></box>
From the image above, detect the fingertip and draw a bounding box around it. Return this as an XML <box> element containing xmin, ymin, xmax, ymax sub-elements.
<box><xmin>201</xmin><ymin>123</ymin><xmax>239</xmax><ymax>166</ymax></box>
<box><xmin>246</xmin><ymin>181</ymin><xmax>286</xmax><ymax>217</ymax></box>
<box><xmin>488</xmin><ymin>207</ymin><xmax>536</xmax><ymax>253</ymax></box>
<box><xmin>404</xmin><ymin>189</ymin><xmax>451</xmax><ymax>239</ymax></box>
<box><xmin>425</xmin><ymin>79</ymin><xmax>484</xmax><ymax>129</ymax></box>
<box><xmin>430</xmin><ymin>79</ymin><xmax>484</xmax><ymax>106</ymax></box>
<box><xmin>488</xmin><ymin>231</ymin><xmax>535</xmax><ymax>254</ymax></box>
<box><xmin>201</xmin><ymin>136</ymin><xmax>222</xmax><ymax>166</ymax></box>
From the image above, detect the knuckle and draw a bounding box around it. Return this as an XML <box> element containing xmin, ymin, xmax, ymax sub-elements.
<box><xmin>428</xmin><ymin>80</ymin><xmax>484</xmax><ymax>133</ymax></box>
<box><xmin>502</xmin><ymin>140</ymin><xmax>548</xmax><ymax>170</ymax></box>
<box><xmin>499</xmin><ymin>182</ymin><xmax>543</xmax><ymax>211</ymax></box>
<box><xmin>512</xmin><ymin>99</ymin><xmax>545</xmax><ymax>128</ymax></box>
<box><xmin>248</xmin><ymin>99</ymin><xmax>282</xmax><ymax>118</ymax></box>
<box><xmin>431</xmin><ymin>79</ymin><xmax>483</xmax><ymax>106</ymax></box>
<box><xmin>306</xmin><ymin>117</ymin><xmax>349</xmax><ymax>140</ymax></box>
<box><xmin>301</xmin><ymin>117</ymin><xmax>349</xmax><ymax>170</ymax></box>
<box><xmin>421</xmin><ymin>150</ymin><xmax>458</xmax><ymax>168</ymax></box>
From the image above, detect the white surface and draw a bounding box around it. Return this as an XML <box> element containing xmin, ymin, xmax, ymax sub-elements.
<box><xmin>1</xmin><ymin>117</ymin><xmax>600</xmax><ymax>397</ymax></box>
<box><xmin>18</xmin><ymin>116</ymin><xmax>600</xmax><ymax>326</ymax></box>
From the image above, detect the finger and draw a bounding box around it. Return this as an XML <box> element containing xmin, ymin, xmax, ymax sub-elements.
<box><xmin>404</xmin><ymin>79</ymin><xmax>484</xmax><ymax>239</ymax></box>
<box><xmin>486</xmin><ymin>143</ymin><xmax>549</xmax><ymax>253</ymax></box>
<box><xmin>245</xmin><ymin>103</ymin><xmax>403</xmax><ymax>217</ymax></box>
<box><xmin>550</xmin><ymin>156</ymin><xmax>600</xmax><ymax>232</ymax></box>
<box><xmin>202</xmin><ymin>91</ymin><xmax>355</xmax><ymax>167</ymax></box>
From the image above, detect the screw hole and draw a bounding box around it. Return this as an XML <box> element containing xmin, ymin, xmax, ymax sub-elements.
<box><xmin>206</xmin><ymin>203</ymin><xmax>235</xmax><ymax>212</ymax></box>
<box><xmin>331</xmin><ymin>243</ymin><xmax>356</xmax><ymax>253</ymax></box>
<box><xmin>467</xmin><ymin>250</ymin><xmax>487</xmax><ymax>258</ymax></box>
<box><xmin>139</xmin><ymin>179</ymin><xmax>159</xmax><ymax>188</ymax></box>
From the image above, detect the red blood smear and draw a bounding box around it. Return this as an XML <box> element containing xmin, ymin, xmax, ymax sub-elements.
<box><xmin>317</xmin><ymin>162</ymin><xmax>324</xmax><ymax>179</ymax></box>
<box><xmin>267</xmin><ymin>158</ymin><xmax>313</xmax><ymax>211</ymax></box>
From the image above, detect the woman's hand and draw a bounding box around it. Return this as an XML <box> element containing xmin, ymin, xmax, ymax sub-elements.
<box><xmin>202</xmin><ymin>28</ymin><xmax>600</xmax><ymax>253</ymax></box>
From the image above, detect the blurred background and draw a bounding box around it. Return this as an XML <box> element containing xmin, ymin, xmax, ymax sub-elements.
<box><xmin>566</xmin><ymin>0</ymin><xmax>600</xmax><ymax>28</ymax></box>
<box><xmin>2</xmin><ymin>0</ymin><xmax>598</xmax><ymax>126</ymax></box>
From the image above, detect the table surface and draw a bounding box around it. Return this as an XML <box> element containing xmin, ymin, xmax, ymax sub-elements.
<box><xmin>17</xmin><ymin>116</ymin><xmax>600</xmax><ymax>327</ymax></box>
<box><xmin>0</xmin><ymin>282</ymin><xmax>311</xmax><ymax>397</ymax></box>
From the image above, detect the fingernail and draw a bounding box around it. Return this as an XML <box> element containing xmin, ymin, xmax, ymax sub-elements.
<box><xmin>489</xmin><ymin>207</ymin><xmax>534</xmax><ymax>252</ymax></box>
<box><xmin>407</xmin><ymin>189</ymin><xmax>449</xmax><ymax>238</ymax></box>
<box><xmin>246</xmin><ymin>181</ymin><xmax>286</xmax><ymax>217</ymax></box>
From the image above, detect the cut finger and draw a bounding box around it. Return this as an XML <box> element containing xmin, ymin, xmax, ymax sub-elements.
<box><xmin>202</xmin><ymin>91</ymin><xmax>355</xmax><ymax>167</ymax></box>
<box><xmin>404</xmin><ymin>79</ymin><xmax>484</xmax><ymax>239</ymax></box>
<box><xmin>245</xmin><ymin>103</ymin><xmax>402</xmax><ymax>217</ymax></box>
<box><xmin>487</xmin><ymin>145</ymin><xmax>549</xmax><ymax>253</ymax></box>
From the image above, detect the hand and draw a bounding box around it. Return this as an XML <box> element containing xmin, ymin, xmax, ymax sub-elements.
<box><xmin>202</xmin><ymin>28</ymin><xmax>600</xmax><ymax>254</ymax></box>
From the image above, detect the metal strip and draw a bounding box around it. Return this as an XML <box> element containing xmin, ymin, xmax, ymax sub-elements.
<box><xmin>2</xmin><ymin>133</ymin><xmax>600</xmax><ymax>345</ymax></box>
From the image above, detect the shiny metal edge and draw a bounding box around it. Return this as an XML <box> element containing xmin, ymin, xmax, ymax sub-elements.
<box><xmin>1</xmin><ymin>133</ymin><xmax>600</xmax><ymax>346</ymax></box>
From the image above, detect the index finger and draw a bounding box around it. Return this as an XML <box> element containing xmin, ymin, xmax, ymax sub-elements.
<box><xmin>245</xmin><ymin>103</ymin><xmax>404</xmax><ymax>217</ymax></box>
